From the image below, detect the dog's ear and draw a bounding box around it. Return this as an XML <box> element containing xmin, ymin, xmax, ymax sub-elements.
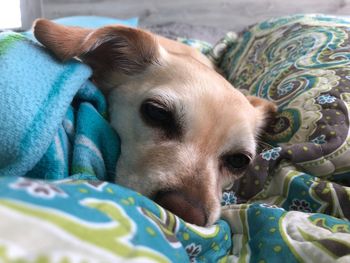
<box><xmin>246</xmin><ymin>96</ymin><xmax>277</xmax><ymax>131</ymax></box>
<box><xmin>33</xmin><ymin>19</ymin><xmax>160</xmax><ymax>78</ymax></box>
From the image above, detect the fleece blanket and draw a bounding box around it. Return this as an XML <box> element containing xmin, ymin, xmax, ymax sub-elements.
<box><xmin>0</xmin><ymin>16</ymin><xmax>140</xmax><ymax>180</ymax></box>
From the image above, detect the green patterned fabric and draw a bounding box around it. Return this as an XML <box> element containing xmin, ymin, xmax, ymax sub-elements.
<box><xmin>210</xmin><ymin>14</ymin><xmax>350</xmax><ymax>262</ymax></box>
<box><xmin>0</xmin><ymin>175</ymin><xmax>231</xmax><ymax>262</ymax></box>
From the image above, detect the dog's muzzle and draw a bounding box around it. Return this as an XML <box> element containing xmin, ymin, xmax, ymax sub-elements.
<box><xmin>154</xmin><ymin>190</ymin><xmax>208</xmax><ymax>226</ymax></box>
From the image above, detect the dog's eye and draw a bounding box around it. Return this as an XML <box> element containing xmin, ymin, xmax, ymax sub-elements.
<box><xmin>224</xmin><ymin>153</ymin><xmax>251</xmax><ymax>171</ymax></box>
<box><xmin>140</xmin><ymin>99</ymin><xmax>182</xmax><ymax>139</ymax></box>
<box><xmin>141</xmin><ymin>99</ymin><xmax>173</xmax><ymax>126</ymax></box>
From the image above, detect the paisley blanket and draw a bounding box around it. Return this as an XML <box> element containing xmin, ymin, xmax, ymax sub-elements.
<box><xmin>212</xmin><ymin>14</ymin><xmax>350</xmax><ymax>262</ymax></box>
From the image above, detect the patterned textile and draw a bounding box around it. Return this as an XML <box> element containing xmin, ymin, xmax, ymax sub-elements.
<box><xmin>0</xmin><ymin>175</ymin><xmax>231</xmax><ymax>262</ymax></box>
<box><xmin>210</xmin><ymin>14</ymin><xmax>350</xmax><ymax>262</ymax></box>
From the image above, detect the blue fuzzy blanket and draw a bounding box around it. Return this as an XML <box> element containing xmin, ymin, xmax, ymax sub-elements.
<box><xmin>0</xmin><ymin>17</ymin><xmax>138</xmax><ymax>180</ymax></box>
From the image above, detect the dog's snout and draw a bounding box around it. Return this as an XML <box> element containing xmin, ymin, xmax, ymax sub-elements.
<box><xmin>154</xmin><ymin>191</ymin><xmax>207</xmax><ymax>226</ymax></box>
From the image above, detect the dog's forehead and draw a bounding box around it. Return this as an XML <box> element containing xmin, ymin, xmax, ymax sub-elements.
<box><xmin>186</xmin><ymin>88</ymin><xmax>257</xmax><ymax>152</ymax></box>
<box><xmin>157</xmin><ymin>56</ymin><xmax>256</xmax><ymax>120</ymax></box>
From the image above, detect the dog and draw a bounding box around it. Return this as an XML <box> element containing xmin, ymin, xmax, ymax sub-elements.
<box><xmin>33</xmin><ymin>19</ymin><xmax>276</xmax><ymax>226</ymax></box>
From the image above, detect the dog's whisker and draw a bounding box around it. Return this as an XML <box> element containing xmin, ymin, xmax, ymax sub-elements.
<box><xmin>256</xmin><ymin>138</ymin><xmax>273</xmax><ymax>151</ymax></box>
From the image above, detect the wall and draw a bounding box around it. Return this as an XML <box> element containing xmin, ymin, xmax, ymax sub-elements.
<box><xmin>42</xmin><ymin>0</ymin><xmax>350</xmax><ymax>31</ymax></box>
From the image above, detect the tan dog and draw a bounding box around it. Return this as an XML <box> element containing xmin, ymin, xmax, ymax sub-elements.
<box><xmin>34</xmin><ymin>19</ymin><xmax>276</xmax><ymax>226</ymax></box>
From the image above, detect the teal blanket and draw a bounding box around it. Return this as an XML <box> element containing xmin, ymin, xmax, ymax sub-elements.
<box><xmin>0</xmin><ymin>175</ymin><xmax>231</xmax><ymax>262</ymax></box>
<box><xmin>0</xmin><ymin>16</ymin><xmax>138</xmax><ymax>179</ymax></box>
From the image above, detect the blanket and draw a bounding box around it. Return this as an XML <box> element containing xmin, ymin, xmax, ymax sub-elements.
<box><xmin>0</xmin><ymin>16</ymin><xmax>138</xmax><ymax>180</ymax></box>
<box><xmin>0</xmin><ymin>175</ymin><xmax>231</xmax><ymax>262</ymax></box>
<box><xmin>212</xmin><ymin>14</ymin><xmax>350</xmax><ymax>262</ymax></box>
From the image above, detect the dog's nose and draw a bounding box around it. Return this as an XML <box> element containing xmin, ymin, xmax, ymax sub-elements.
<box><xmin>154</xmin><ymin>191</ymin><xmax>207</xmax><ymax>226</ymax></box>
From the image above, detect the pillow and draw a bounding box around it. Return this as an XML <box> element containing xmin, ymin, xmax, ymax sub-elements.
<box><xmin>52</xmin><ymin>16</ymin><xmax>138</xmax><ymax>28</ymax></box>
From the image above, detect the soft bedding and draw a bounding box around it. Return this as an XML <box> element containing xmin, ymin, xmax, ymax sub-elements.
<box><xmin>213</xmin><ymin>14</ymin><xmax>350</xmax><ymax>262</ymax></box>
<box><xmin>0</xmin><ymin>176</ymin><xmax>230</xmax><ymax>262</ymax></box>
<box><xmin>0</xmin><ymin>14</ymin><xmax>350</xmax><ymax>263</ymax></box>
<box><xmin>0</xmin><ymin>16</ymin><xmax>138</xmax><ymax>179</ymax></box>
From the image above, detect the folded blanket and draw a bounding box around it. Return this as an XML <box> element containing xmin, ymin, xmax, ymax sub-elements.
<box><xmin>0</xmin><ymin>17</ymin><xmax>137</xmax><ymax>180</ymax></box>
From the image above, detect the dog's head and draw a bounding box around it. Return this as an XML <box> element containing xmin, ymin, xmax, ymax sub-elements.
<box><xmin>34</xmin><ymin>19</ymin><xmax>276</xmax><ymax>226</ymax></box>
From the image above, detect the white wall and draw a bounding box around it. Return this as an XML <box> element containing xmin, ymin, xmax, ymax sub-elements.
<box><xmin>42</xmin><ymin>0</ymin><xmax>350</xmax><ymax>31</ymax></box>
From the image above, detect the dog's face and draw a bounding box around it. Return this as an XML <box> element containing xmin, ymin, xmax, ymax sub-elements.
<box><xmin>34</xmin><ymin>20</ymin><xmax>276</xmax><ymax>226</ymax></box>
